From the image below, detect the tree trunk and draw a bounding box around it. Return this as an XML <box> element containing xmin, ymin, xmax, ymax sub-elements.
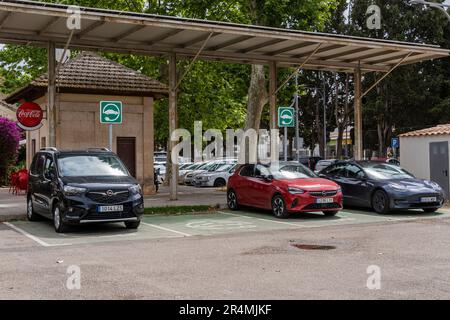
<box><xmin>245</xmin><ymin>64</ymin><xmax>267</xmax><ymax>131</ymax></box>
<box><xmin>377</xmin><ymin>121</ymin><xmax>384</xmax><ymax>157</ymax></box>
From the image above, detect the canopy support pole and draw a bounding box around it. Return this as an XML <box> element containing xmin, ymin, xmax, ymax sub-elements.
<box><xmin>47</xmin><ymin>41</ymin><xmax>56</xmax><ymax>148</ymax></box>
<box><xmin>174</xmin><ymin>32</ymin><xmax>213</xmax><ymax>91</ymax></box>
<box><xmin>169</xmin><ymin>53</ymin><xmax>178</xmax><ymax>200</ymax></box>
<box><xmin>361</xmin><ymin>52</ymin><xmax>413</xmax><ymax>98</ymax></box>
<box><xmin>354</xmin><ymin>63</ymin><xmax>363</xmax><ymax>160</ymax></box>
<box><xmin>269</xmin><ymin>61</ymin><xmax>277</xmax><ymax>129</ymax></box>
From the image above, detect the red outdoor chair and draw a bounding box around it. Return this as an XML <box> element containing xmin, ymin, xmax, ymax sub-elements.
<box><xmin>9</xmin><ymin>171</ymin><xmax>19</xmax><ymax>195</ymax></box>
<box><xmin>16</xmin><ymin>170</ymin><xmax>28</xmax><ymax>195</ymax></box>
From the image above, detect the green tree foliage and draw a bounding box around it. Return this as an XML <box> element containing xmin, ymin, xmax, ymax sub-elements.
<box><xmin>349</xmin><ymin>0</ymin><xmax>450</xmax><ymax>156</ymax></box>
<box><xmin>0</xmin><ymin>117</ymin><xmax>20</xmax><ymax>184</ymax></box>
<box><xmin>0</xmin><ymin>0</ymin><xmax>338</xmax><ymax>149</ymax></box>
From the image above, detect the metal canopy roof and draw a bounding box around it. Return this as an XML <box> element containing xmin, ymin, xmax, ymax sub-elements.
<box><xmin>0</xmin><ymin>0</ymin><xmax>449</xmax><ymax>73</ymax></box>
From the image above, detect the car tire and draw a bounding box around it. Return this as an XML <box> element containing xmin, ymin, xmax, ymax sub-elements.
<box><xmin>26</xmin><ymin>196</ymin><xmax>40</xmax><ymax>221</ymax></box>
<box><xmin>53</xmin><ymin>202</ymin><xmax>68</xmax><ymax>233</ymax></box>
<box><xmin>423</xmin><ymin>208</ymin><xmax>438</xmax><ymax>213</ymax></box>
<box><xmin>227</xmin><ymin>189</ymin><xmax>239</xmax><ymax>210</ymax></box>
<box><xmin>272</xmin><ymin>195</ymin><xmax>289</xmax><ymax>219</ymax></box>
<box><xmin>372</xmin><ymin>190</ymin><xmax>390</xmax><ymax>214</ymax></box>
<box><xmin>214</xmin><ymin>178</ymin><xmax>226</xmax><ymax>187</ymax></box>
<box><xmin>125</xmin><ymin>220</ymin><xmax>141</xmax><ymax>229</ymax></box>
<box><xmin>323</xmin><ymin>210</ymin><xmax>338</xmax><ymax>216</ymax></box>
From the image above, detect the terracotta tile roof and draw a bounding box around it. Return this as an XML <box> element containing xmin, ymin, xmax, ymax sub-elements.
<box><xmin>400</xmin><ymin>124</ymin><xmax>450</xmax><ymax>137</ymax></box>
<box><xmin>6</xmin><ymin>52</ymin><xmax>167</xmax><ymax>103</ymax></box>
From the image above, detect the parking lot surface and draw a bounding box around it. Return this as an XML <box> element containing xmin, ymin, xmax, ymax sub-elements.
<box><xmin>2</xmin><ymin>206</ymin><xmax>450</xmax><ymax>299</ymax></box>
<box><xmin>3</xmin><ymin>207</ymin><xmax>450</xmax><ymax>247</ymax></box>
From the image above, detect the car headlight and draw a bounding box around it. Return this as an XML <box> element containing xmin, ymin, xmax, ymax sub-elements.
<box><xmin>388</xmin><ymin>183</ymin><xmax>404</xmax><ymax>191</ymax></box>
<box><xmin>288</xmin><ymin>187</ymin><xmax>305</xmax><ymax>194</ymax></box>
<box><xmin>63</xmin><ymin>186</ymin><xmax>87</xmax><ymax>196</ymax></box>
<box><xmin>425</xmin><ymin>181</ymin><xmax>442</xmax><ymax>191</ymax></box>
<box><xmin>336</xmin><ymin>187</ymin><xmax>342</xmax><ymax>193</ymax></box>
<box><xmin>129</xmin><ymin>184</ymin><xmax>142</xmax><ymax>195</ymax></box>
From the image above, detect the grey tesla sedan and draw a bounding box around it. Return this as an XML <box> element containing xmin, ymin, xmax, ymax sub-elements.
<box><xmin>318</xmin><ymin>161</ymin><xmax>446</xmax><ymax>214</ymax></box>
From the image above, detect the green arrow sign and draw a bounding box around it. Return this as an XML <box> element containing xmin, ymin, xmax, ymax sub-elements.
<box><xmin>100</xmin><ymin>101</ymin><xmax>122</xmax><ymax>124</ymax></box>
<box><xmin>278</xmin><ymin>107</ymin><xmax>295</xmax><ymax>127</ymax></box>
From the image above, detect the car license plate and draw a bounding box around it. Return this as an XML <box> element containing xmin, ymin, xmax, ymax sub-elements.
<box><xmin>98</xmin><ymin>205</ymin><xmax>123</xmax><ymax>213</ymax></box>
<box><xmin>316</xmin><ymin>198</ymin><xmax>334</xmax><ymax>204</ymax></box>
<box><xmin>420</xmin><ymin>197</ymin><xmax>437</xmax><ymax>203</ymax></box>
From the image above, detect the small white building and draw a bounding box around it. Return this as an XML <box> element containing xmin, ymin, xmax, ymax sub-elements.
<box><xmin>399</xmin><ymin>124</ymin><xmax>450</xmax><ymax>199</ymax></box>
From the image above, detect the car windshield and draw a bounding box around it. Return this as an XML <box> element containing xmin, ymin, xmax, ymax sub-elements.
<box><xmin>57</xmin><ymin>154</ymin><xmax>129</xmax><ymax>177</ymax></box>
<box><xmin>179</xmin><ymin>163</ymin><xmax>192</xmax><ymax>170</ymax></box>
<box><xmin>270</xmin><ymin>164</ymin><xmax>317</xmax><ymax>179</ymax></box>
<box><xmin>361</xmin><ymin>163</ymin><xmax>414</xmax><ymax>180</ymax></box>
<box><xmin>214</xmin><ymin>164</ymin><xmax>234</xmax><ymax>172</ymax></box>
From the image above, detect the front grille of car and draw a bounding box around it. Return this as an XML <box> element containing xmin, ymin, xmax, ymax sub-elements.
<box><xmin>303</xmin><ymin>203</ymin><xmax>341</xmax><ymax>210</ymax></box>
<box><xmin>86</xmin><ymin>190</ymin><xmax>130</xmax><ymax>204</ymax></box>
<box><xmin>309</xmin><ymin>190</ymin><xmax>338</xmax><ymax>197</ymax></box>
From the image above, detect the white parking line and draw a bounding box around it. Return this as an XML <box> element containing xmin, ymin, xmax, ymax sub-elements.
<box><xmin>219</xmin><ymin>211</ymin><xmax>307</xmax><ymax>228</ymax></box>
<box><xmin>3</xmin><ymin>222</ymin><xmax>51</xmax><ymax>247</ymax></box>
<box><xmin>142</xmin><ymin>222</ymin><xmax>191</xmax><ymax>237</ymax></box>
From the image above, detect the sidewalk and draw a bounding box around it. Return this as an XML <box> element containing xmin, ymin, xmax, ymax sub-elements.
<box><xmin>144</xmin><ymin>185</ymin><xmax>227</xmax><ymax>208</ymax></box>
<box><xmin>0</xmin><ymin>188</ymin><xmax>27</xmax><ymax>221</ymax></box>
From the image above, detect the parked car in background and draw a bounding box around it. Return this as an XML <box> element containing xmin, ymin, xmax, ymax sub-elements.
<box><xmin>298</xmin><ymin>156</ymin><xmax>322</xmax><ymax>171</ymax></box>
<box><xmin>370</xmin><ymin>156</ymin><xmax>400</xmax><ymax>166</ymax></box>
<box><xmin>184</xmin><ymin>159</ymin><xmax>236</xmax><ymax>185</ymax></box>
<box><xmin>194</xmin><ymin>163</ymin><xmax>236</xmax><ymax>187</ymax></box>
<box><xmin>315</xmin><ymin>159</ymin><xmax>339</xmax><ymax>173</ymax></box>
<box><xmin>27</xmin><ymin>148</ymin><xmax>144</xmax><ymax>233</ymax></box>
<box><xmin>179</xmin><ymin>162</ymin><xmax>199</xmax><ymax>180</ymax></box>
<box><xmin>227</xmin><ymin>162</ymin><xmax>343</xmax><ymax>218</ymax></box>
<box><xmin>318</xmin><ymin>161</ymin><xmax>445</xmax><ymax>214</ymax></box>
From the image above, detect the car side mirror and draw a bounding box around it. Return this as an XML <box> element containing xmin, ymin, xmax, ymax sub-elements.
<box><xmin>262</xmin><ymin>174</ymin><xmax>273</xmax><ymax>182</ymax></box>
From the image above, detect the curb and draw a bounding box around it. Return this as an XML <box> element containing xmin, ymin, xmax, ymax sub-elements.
<box><xmin>0</xmin><ymin>214</ymin><xmax>27</xmax><ymax>223</ymax></box>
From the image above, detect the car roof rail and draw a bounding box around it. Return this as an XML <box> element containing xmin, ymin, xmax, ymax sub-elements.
<box><xmin>86</xmin><ymin>147</ymin><xmax>111</xmax><ymax>152</ymax></box>
<box><xmin>40</xmin><ymin>147</ymin><xmax>58</xmax><ymax>152</ymax></box>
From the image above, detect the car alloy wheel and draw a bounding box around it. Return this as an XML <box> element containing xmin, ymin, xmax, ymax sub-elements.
<box><xmin>372</xmin><ymin>190</ymin><xmax>390</xmax><ymax>214</ymax></box>
<box><xmin>53</xmin><ymin>204</ymin><xmax>67</xmax><ymax>233</ymax></box>
<box><xmin>227</xmin><ymin>190</ymin><xmax>238</xmax><ymax>210</ymax></box>
<box><xmin>214</xmin><ymin>178</ymin><xmax>226</xmax><ymax>187</ymax></box>
<box><xmin>26</xmin><ymin>197</ymin><xmax>38</xmax><ymax>221</ymax></box>
<box><xmin>272</xmin><ymin>195</ymin><xmax>289</xmax><ymax>218</ymax></box>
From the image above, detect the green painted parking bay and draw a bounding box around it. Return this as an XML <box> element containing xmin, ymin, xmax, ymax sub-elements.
<box><xmin>4</xmin><ymin>208</ymin><xmax>450</xmax><ymax>247</ymax></box>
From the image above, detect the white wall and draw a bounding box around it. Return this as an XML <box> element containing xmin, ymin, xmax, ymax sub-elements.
<box><xmin>400</xmin><ymin>135</ymin><xmax>450</xmax><ymax>180</ymax></box>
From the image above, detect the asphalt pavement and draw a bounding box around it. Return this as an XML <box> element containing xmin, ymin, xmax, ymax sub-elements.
<box><xmin>1</xmin><ymin>207</ymin><xmax>450</xmax><ymax>299</ymax></box>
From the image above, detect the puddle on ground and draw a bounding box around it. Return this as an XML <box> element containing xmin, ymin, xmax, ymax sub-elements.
<box><xmin>290</xmin><ymin>244</ymin><xmax>336</xmax><ymax>250</ymax></box>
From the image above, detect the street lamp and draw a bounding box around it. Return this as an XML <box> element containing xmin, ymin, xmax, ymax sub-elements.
<box><xmin>410</xmin><ymin>0</ymin><xmax>450</xmax><ymax>22</ymax></box>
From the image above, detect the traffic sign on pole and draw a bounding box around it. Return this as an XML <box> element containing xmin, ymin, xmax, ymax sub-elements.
<box><xmin>391</xmin><ymin>137</ymin><xmax>399</xmax><ymax>149</ymax></box>
<box><xmin>100</xmin><ymin>101</ymin><xmax>122</xmax><ymax>124</ymax></box>
<box><xmin>100</xmin><ymin>101</ymin><xmax>122</xmax><ymax>151</ymax></box>
<box><xmin>278</xmin><ymin>107</ymin><xmax>295</xmax><ymax>127</ymax></box>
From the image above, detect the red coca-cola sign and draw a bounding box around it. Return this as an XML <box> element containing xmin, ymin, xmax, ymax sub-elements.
<box><xmin>16</xmin><ymin>102</ymin><xmax>43</xmax><ymax>131</ymax></box>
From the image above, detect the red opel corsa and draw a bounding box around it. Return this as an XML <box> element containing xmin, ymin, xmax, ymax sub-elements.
<box><xmin>227</xmin><ymin>162</ymin><xmax>343</xmax><ymax>218</ymax></box>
